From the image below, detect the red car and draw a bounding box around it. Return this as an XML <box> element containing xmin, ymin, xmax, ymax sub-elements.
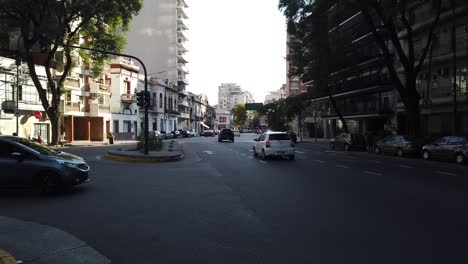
<box><xmin>203</xmin><ymin>130</ymin><xmax>215</xmax><ymax>137</ymax></box>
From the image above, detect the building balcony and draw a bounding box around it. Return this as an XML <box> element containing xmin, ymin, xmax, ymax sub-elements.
<box><xmin>178</xmin><ymin>100</ymin><xmax>190</xmax><ymax>108</ymax></box>
<box><xmin>179</xmin><ymin>112</ymin><xmax>190</xmax><ymax>119</ymax></box>
<box><xmin>1</xmin><ymin>100</ymin><xmax>45</xmax><ymax>113</ymax></box>
<box><xmin>62</xmin><ymin>101</ymin><xmax>85</xmax><ymax>113</ymax></box>
<box><xmin>89</xmin><ymin>82</ymin><xmax>110</xmax><ymax>95</ymax></box>
<box><xmin>121</xmin><ymin>94</ymin><xmax>136</xmax><ymax>104</ymax></box>
<box><xmin>178</xmin><ymin>88</ymin><xmax>189</xmax><ymax>97</ymax></box>
<box><xmin>177</xmin><ymin>0</ymin><xmax>188</xmax><ymax>8</ymax></box>
<box><xmin>177</xmin><ymin>78</ymin><xmax>189</xmax><ymax>85</ymax></box>
<box><xmin>55</xmin><ymin>76</ymin><xmax>80</xmax><ymax>90</ymax></box>
<box><xmin>90</xmin><ymin>103</ymin><xmax>110</xmax><ymax>115</ymax></box>
<box><xmin>177</xmin><ymin>55</ymin><xmax>188</xmax><ymax>64</ymax></box>
<box><xmin>177</xmin><ymin>7</ymin><xmax>188</xmax><ymax>19</ymax></box>
<box><xmin>164</xmin><ymin>108</ymin><xmax>180</xmax><ymax>115</ymax></box>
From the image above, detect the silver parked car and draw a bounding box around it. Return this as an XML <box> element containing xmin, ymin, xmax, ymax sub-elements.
<box><xmin>421</xmin><ymin>136</ymin><xmax>468</xmax><ymax>164</ymax></box>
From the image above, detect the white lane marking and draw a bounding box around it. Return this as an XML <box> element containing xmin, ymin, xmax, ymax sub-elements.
<box><xmin>249</xmin><ymin>150</ymin><xmax>253</xmax><ymax>152</ymax></box>
<box><xmin>259</xmin><ymin>160</ymin><xmax>268</xmax><ymax>164</ymax></box>
<box><xmin>328</xmin><ymin>153</ymin><xmax>338</xmax><ymax>156</ymax></box>
<box><xmin>241</xmin><ymin>153</ymin><xmax>247</xmax><ymax>156</ymax></box>
<box><xmin>249</xmin><ymin>156</ymin><xmax>254</xmax><ymax>159</ymax></box>
<box><xmin>437</xmin><ymin>171</ymin><xmax>457</xmax><ymax>176</ymax></box>
<box><xmin>314</xmin><ymin>160</ymin><xmax>326</xmax><ymax>163</ymax></box>
<box><xmin>368</xmin><ymin>160</ymin><xmax>382</xmax><ymax>164</ymax></box>
<box><xmin>399</xmin><ymin>165</ymin><xmax>414</xmax><ymax>169</ymax></box>
<box><xmin>96</xmin><ymin>156</ymin><xmax>101</xmax><ymax>160</ymax></box>
<box><xmin>363</xmin><ymin>171</ymin><xmax>382</xmax><ymax>176</ymax></box>
<box><xmin>336</xmin><ymin>165</ymin><xmax>350</xmax><ymax>169</ymax></box>
<box><xmin>203</xmin><ymin>150</ymin><xmax>214</xmax><ymax>155</ymax></box>
<box><xmin>297</xmin><ymin>155</ymin><xmax>306</xmax><ymax>158</ymax></box>
<box><xmin>296</xmin><ymin>151</ymin><xmax>305</xmax><ymax>154</ymax></box>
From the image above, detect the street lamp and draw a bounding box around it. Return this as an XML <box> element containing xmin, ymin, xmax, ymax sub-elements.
<box><xmin>15</xmin><ymin>57</ymin><xmax>21</xmax><ymax>136</ymax></box>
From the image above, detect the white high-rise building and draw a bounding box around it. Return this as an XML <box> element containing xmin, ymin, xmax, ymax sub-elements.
<box><xmin>218</xmin><ymin>83</ymin><xmax>254</xmax><ymax>111</ymax></box>
<box><xmin>123</xmin><ymin>0</ymin><xmax>190</xmax><ymax>131</ymax></box>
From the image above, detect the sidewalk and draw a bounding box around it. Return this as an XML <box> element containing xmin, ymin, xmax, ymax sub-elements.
<box><xmin>0</xmin><ymin>216</ymin><xmax>110</xmax><ymax>264</ymax></box>
<box><xmin>61</xmin><ymin>140</ymin><xmax>138</xmax><ymax>148</ymax></box>
<box><xmin>296</xmin><ymin>137</ymin><xmax>330</xmax><ymax>148</ymax></box>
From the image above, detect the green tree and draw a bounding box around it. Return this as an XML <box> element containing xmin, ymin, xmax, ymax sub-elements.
<box><xmin>279</xmin><ymin>0</ymin><xmax>350</xmax><ymax>133</ymax></box>
<box><xmin>351</xmin><ymin>0</ymin><xmax>443</xmax><ymax>137</ymax></box>
<box><xmin>0</xmin><ymin>0</ymin><xmax>142</xmax><ymax>144</ymax></box>
<box><xmin>232</xmin><ymin>104</ymin><xmax>247</xmax><ymax>128</ymax></box>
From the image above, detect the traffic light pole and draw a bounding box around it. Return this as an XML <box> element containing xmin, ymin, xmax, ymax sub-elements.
<box><xmin>50</xmin><ymin>41</ymin><xmax>150</xmax><ymax>155</ymax></box>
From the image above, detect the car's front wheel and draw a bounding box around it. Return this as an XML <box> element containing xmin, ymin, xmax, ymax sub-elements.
<box><xmin>374</xmin><ymin>146</ymin><xmax>381</xmax><ymax>154</ymax></box>
<box><xmin>396</xmin><ymin>148</ymin><xmax>404</xmax><ymax>157</ymax></box>
<box><xmin>37</xmin><ymin>172</ymin><xmax>60</xmax><ymax>194</ymax></box>
<box><xmin>344</xmin><ymin>144</ymin><xmax>350</xmax><ymax>151</ymax></box>
<box><xmin>289</xmin><ymin>155</ymin><xmax>295</xmax><ymax>161</ymax></box>
<box><xmin>455</xmin><ymin>153</ymin><xmax>466</xmax><ymax>165</ymax></box>
<box><xmin>330</xmin><ymin>143</ymin><xmax>335</xmax><ymax>149</ymax></box>
<box><xmin>422</xmin><ymin>150</ymin><xmax>430</xmax><ymax>160</ymax></box>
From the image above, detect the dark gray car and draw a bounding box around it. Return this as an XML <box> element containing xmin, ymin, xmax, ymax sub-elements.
<box><xmin>330</xmin><ymin>133</ymin><xmax>366</xmax><ymax>151</ymax></box>
<box><xmin>421</xmin><ymin>136</ymin><xmax>468</xmax><ymax>164</ymax></box>
<box><xmin>0</xmin><ymin>136</ymin><xmax>90</xmax><ymax>193</ymax></box>
<box><xmin>374</xmin><ymin>135</ymin><xmax>421</xmax><ymax>157</ymax></box>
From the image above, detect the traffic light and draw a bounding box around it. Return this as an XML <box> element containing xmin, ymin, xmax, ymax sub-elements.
<box><xmin>144</xmin><ymin>91</ymin><xmax>151</xmax><ymax>107</ymax></box>
<box><xmin>38</xmin><ymin>34</ymin><xmax>49</xmax><ymax>53</ymax></box>
<box><xmin>136</xmin><ymin>91</ymin><xmax>144</xmax><ymax>107</ymax></box>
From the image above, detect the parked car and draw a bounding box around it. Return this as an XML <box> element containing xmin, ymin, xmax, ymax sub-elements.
<box><xmin>171</xmin><ymin>130</ymin><xmax>181</xmax><ymax>138</ymax></box>
<box><xmin>218</xmin><ymin>128</ymin><xmax>234</xmax><ymax>142</ymax></box>
<box><xmin>374</xmin><ymin>135</ymin><xmax>421</xmax><ymax>157</ymax></box>
<box><xmin>233</xmin><ymin>130</ymin><xmax>241</xmax><ymax>137</ymax></box>
<box><xmin>330</xmin><ymin>133</ymin><xmax>366</xmax><ymax>151</ymax></box>
<box><xmin>253</xmin><ymin>131</ymin><xmax>295</xmax><ymax>160</ymax></box>
<box><xmin>214</xmin><ymin>129</ymin><xmax>220</xmax><ymax>135</ymax></box>
<box><xmin>179</xmin><ymin>130</ymin><xmax>189</xmax><ymax>138</ymax></box>
<box><xmin>255</xmin><ymin>129</ymin><xmax>262</xmax><ymax>134</ymax></box>
<box><xmin>0</xmin><ymin>136</ymin><xmax>90</xmax><ymax>193</ymax></box>
<box><xmin>160</xmin><ymin>131</ymin><xmax>174</xmax><ymax>140</ymax></box>
<box><xmin>187</xmin><ymin>130</ymin><xmax>196</xmax><ymax>137</ymax></box>
<box><xmin>421</xmin><ymin>136</ymin><xmax>468</xmax><ymax>164</ymax></box>
<box><xmin>203</xmin><ymin>130</ymin><xmax>215</xmax><ymax>137</ymax></box>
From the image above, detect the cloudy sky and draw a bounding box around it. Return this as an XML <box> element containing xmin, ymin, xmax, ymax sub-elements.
<box><xmin>185</xmin><ymin>0</ymin><xmax>287</xmax><ymax>104</ymax></box>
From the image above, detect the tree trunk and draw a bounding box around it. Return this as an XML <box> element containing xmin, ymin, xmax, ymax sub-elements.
<box><xmin>328</xmin><ymin>94</ymin><xmax>349</xmax><ymax>133</ymax></box>
<box><xmin>46</xmin><ymin>107</ymin><xmax>62</xmax><ymax>145</ymax></box>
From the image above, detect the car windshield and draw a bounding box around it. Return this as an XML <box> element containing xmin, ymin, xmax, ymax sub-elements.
<box><xmin>14</xmin><ymin>138</ymin><xmax>58</xmax><ymax>155</ymax></box>
<box><xmin>269</xmin><ymin>134</ymin><xmax>290</xmax><ymax>140</ymax></box>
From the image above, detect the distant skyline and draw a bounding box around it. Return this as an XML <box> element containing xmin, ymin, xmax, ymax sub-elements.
<box><xmin>185</xmin><ymin>0</ymin><xmax>287</xmax><ymax>105</ymax></box>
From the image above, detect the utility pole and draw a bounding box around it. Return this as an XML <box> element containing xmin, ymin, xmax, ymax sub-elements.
<box><xmin>451</xmin><ymin>0</ymin><xmax>458</xmax><ymax>135</ymax></box>
<box><xmin>15</xmin><ymin>57</ymin><xmax>21</xmax><ymax>136</ymax></box>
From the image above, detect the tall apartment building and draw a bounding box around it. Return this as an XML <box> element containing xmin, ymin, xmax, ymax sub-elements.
<box><xmin>218</xmin><ymin>83</ymin><xmax>254</xmax><ymax>111</ymax></box>
<box><xmin>124</xmin><ymin>0</ymin><xmax>190</xmax><ymax>131</ymax></box>
<box><xmin>264</xmin><ymin>85</ymin><xmax>286</xmax><ymax>103</ymax></box>
<box><xmin>399</xmin><ymin>1</ymin><xmax>468</xmax><ymax>137</ymax></box>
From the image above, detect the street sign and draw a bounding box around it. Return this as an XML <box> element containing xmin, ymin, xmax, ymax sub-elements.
<box><xmin>245</xmin><ymin>103</ymin><xmax>263</xmax><ymax>111</ymax></box>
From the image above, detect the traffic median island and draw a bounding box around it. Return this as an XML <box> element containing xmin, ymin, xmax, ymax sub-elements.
<box><xmin>105</xmin><ymin>141</ymin><xmax>183</xmax><ymax>163</ymax></box>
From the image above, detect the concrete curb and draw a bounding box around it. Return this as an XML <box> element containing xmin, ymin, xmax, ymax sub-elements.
<box><xmin>105</xmin><ymin>152</ymin><xmax>184</xmax><ymax>163</ymax></box>
<box><xmin>0</xmin><ymin>216</ymin><xmax>111</xmax><ymax>264</ymax></box>
<box><xmin>0</xmin><ymin>249</ymin><xmax>17</xmax><ymax>264</ymax></box>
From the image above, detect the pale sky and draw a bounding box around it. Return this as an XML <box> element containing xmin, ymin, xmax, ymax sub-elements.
<box><xmin>185</xmin><ymin>0</ymin><xmax>287</xmax><ymax>104</ymax></box>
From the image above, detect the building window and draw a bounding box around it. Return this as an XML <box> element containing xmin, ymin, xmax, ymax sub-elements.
<box><xmin>160</xmin><ymin>119</ymin><xmax>164</xmax><ymax>132</ymax></box>
<box><xmin>164</xmin><ymin>96</ymin><xmax>167</xmax><ymax>109</ymax></box>
<box><xmin>114</xmin><ymin>120</ymin><xmax>119</xmax><ymax>133</ymax></box>
<box><xmin>153</xmin><ymin>93</ymin><xmax>156</xmax><ymax>106</ymax></box>
<box><xmin>219</xmin><ymin>116</ymin><xmax>227</xmax><ymax>123</ymax></box>
<box><xmin>123</xmin><ymin>121</ymin><xmax>131</xmax><ymax>133</ymax></box>
<box><xmin>159</xmin><ymin>93</ymin><xmax>163</xmax><ymax>108</ymax></box>
<box><xmin>125</xmin><ymin>81</ymin><xmax>131</xmax><ymax>94</ymax></box>
<box><xmin>153</xmin><ymin>122</ymin><xmax>157</xmax><ymax>131</ymax></box>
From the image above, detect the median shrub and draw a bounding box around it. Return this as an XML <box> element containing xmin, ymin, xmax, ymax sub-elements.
<box><xmin>137</xmin><ymin>133</ymin><xmax>162</xmax><ymax>151</ymax></box>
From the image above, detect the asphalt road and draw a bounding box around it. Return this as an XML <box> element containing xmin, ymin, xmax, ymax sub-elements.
<box><xmin>1</xmin><ymin>134</ymin><xmax>468</xmax><ymax>263</ymax></box>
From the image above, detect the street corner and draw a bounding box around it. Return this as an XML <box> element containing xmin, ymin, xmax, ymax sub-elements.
<box><xmin>0</xmin><ymin>249</ymin><xmax>17</xmax><ymax>264</ymax></box>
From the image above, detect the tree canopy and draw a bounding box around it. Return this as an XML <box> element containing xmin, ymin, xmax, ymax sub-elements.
<box><xmin>0</xmin><ymin>0</ymin><xmax>142</xmax><ymax>144</ymax></box>
<box><xmin>232</xmin><ymin>104</ymin><xmax>247</xmax><ymax>128</ymax></box>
